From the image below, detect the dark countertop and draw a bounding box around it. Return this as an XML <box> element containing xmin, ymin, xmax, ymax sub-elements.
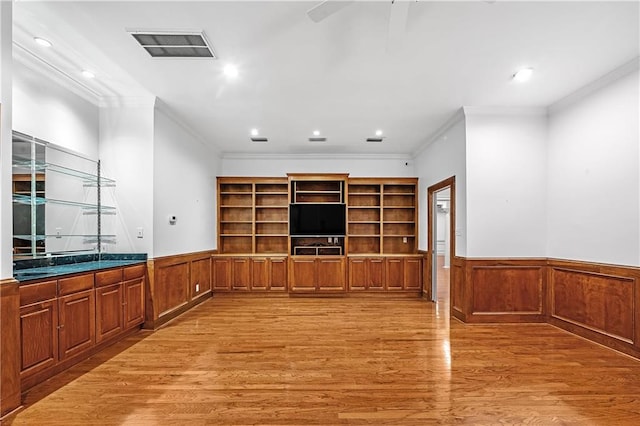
<box><xmin>14</xmin><ymin>253</ymin><xmax>147</xmax><ymax>283</ymax></box>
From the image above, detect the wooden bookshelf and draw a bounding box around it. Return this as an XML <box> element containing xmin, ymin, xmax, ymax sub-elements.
<box><xmin>218</xmin><ymin>177</ymin><xmax>288</xmax><ymax>255</ymax></box>
<box><xmin>382</xmin><ymin>182</ymin><xmax>417</xmax><ymax>254</ymax></box>
<box><xmin>347</xmin><ymin>178</ymin><xmax>418</xmax><ymax>255</ymax></box>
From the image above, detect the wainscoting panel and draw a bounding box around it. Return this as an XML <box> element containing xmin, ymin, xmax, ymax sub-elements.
<box><xmin>547</xmin><ymin>259</ymin><xmax>640</xmax><ymax>358</ymax></box>
<box><xmin>472</xmin><ymin>266</ymin><xmax>543</xmax><ymax>314</ymax></box>
<box><xmin>156</xmin><ymin>262</ymin><xmax>190</xmax><ymax>316</ymax></box>
<box><xmin>551</xmin><ymin>268</ymin><xmax>634</xmax><ymax>342</ymax></box>
<box><xmin>462</xmin><ymin>259</ymin><xmax>546</xmax><ymax>323</ymax></box>
<box><xmin>145</xmin><ymin>251</ymin><xmax>214</xmax><ymax>329</ymax></box>
<box><xmin>451</xmin><ymin>257</ymin><xmax>466</xmax><ymax>322</ymax></box>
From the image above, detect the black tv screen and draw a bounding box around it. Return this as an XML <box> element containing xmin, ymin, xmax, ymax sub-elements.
<box><xmin>289</xmin><ymin>203</ymin><xmax>346</xmax><ymax>236</ymax></box>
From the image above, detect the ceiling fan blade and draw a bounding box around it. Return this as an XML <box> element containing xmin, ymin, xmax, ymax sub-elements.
<box><xmin>387</xmin><ymin>0</ymin><xmax>411</xmax><ymax>52</ymax></box>
<box><xmin>307</xmin><ymin>1</ymin><xmax>355</xmax><ymax>23</ymax></box>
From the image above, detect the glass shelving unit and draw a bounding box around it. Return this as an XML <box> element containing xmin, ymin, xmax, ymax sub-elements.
<box><xmin>12</xmin><ymin>131</ymin><xmax>117</xmax><ymax>259</ymax></box>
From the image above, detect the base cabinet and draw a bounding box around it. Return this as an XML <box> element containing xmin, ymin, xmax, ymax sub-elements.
<box><xmin>349</xmin><ymin>256</ymin><xmax>422</xmax><ymax>292</ymax></box>
<box><xmin>57</xmin><ymin>289</ymin><xmax>96</xmax><ymax>361</ymax></box>
<box><xmin>385</xmin><ymin>257</ymin><xmax>423</xmax><ymax>291</ymax></box>
<box><xmin>19</xmin><ymin>299</ymin><xmax>58</xmax><ymax>379</ymax></box>
<box><xmin>251</xmin><ymin>258</ymin><xmax>288</xmax><ymax>291</ymax></box>
<box><xmin>19</xmin><ymin>265</ymin><xmax>146</xmax><ymax>391</ymax></box>
<box><xmin>212</xmin><ymin>257</ymin><xmax>232</xmax><ymax>291</ymax></box>
<box><xmin>213</xmin><ymin>256</ymin><xmax>420</xmax><ymax>294</ymax></box>
<box><xmin>213</xmin><ymin>256</ymin><xmax>288</xmax><ymax>292</ymax></box>
<box><xmin>348</xmin><ymin>258</ymin><xmax>385</xmax><ymax>291</ymax></box>
<box><xmin>289</xmin><ymin>257</ymin><xmax>346</xmax><ymax>293</ymax></box>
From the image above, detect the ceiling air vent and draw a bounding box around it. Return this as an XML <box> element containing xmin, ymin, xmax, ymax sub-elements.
<box><xmin>130</xmin><ymin>31</ymin><xmax>215</xmax><ymax>58</ymax></box>
<box><xmin>308</xmin><ymin>137</ymin><xmax>327</xmax><ymax>142</ymax></box>
<box><xmin>250</xmin><ymin>137</ymin><xmax>268</xmax><ymax>143</ymax></box>
<box><xmin>366</xmin><ymin>137</ymin><xmax>384</xmax><ymax>143</ymax></box>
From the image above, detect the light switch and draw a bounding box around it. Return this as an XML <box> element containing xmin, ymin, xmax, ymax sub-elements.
<box><xmin>136</xmin><ymin>227</ymin><xmax>144</xmax><ymax>238</ymax></box>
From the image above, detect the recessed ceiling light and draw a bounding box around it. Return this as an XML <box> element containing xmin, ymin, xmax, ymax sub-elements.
<box><xmin>81</xmin><ymin>70</ymin><xmax>95</xmax><ymax>79</ymax></box>
<box><xmin>375</xmin><ymin>130</ymin><xmax>383</xmax><ymax>136</ymax></box>
<box><xmin>512</xmin><ymin>67</ymin><xmax>533</xmax><ymax>82</ymax></box>
<box><xmin>224</xmin><ymin>64</ymin><xmax>239</xmax><ymax>78</ymax></box>
<box><xmin>250</xmin><ymin>128</ymin><xmax>259</xmax><ymax>136</ymax></box>
<box><xmin>34</xmin><ymin>37</ymin><xmax>52</xmax><ymax>48</ymax></box>
<box><xmin>313</xmin><ymin>130</ymin><xmax>320</xmax><ymax>136</ymax></box>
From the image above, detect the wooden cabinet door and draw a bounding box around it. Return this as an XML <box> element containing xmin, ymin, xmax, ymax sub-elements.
<box><xmin>386</xmin><ymin>258</ymin><xmax>404</xmax><ymax>291</ymax></box>
<box><xmin>348</xmin><ymin>258</ymin><xmax>367</xmax><ymax>291</ymax></box>
<box><xmin>232</xmin><ymin>258</ymin><xmax>251</xmax><ymax>291</ymax></box>
<box><xmin>251</xmin><ymin>258</ymin><xmax>270</xmax><ymax>291</ymax></box>
<box><xmin>95</xmin><ymin>284</ymin><xmax>124</xmax><ymax>343</ymax></box>
<box><xmin>269</xmin><ymin>258</ymin><xmax>288</xmax><ymax>291</ymax></box>
<box><xmin>290</xmin><ymin>259</ymin><xmax>317</xmax><ymax>292</ymax></box>
<box><xmin>404</xmin><ymin>258</ymin><xmax>422</xmax><ymax>291</ymax></box>
<box><xmin>212</xmin><ymin>258</ymin><xmax>232</xmax><ymax>291</ymax></box>
<box><xmin>58</xmin><ymin>289</ymin><xmax>95</xmax><ymax>361</ymax></box>
<box><xmin>19</xmin><ymin>300</ymin><xmax>58</xmax><ymax>378</ymax></box>
<box><xmin>317</xmin><ymin>258</ymin><xmax>346</xmax><ymax>292</ymax></box>
<box><xmin>191</xmin><ymin>258</ymin><xmax>212</xmax><ymax>299</ymax></box>
<box><xmin>124</xmin><ymin>278</ymin><xmax>145</xmax><ymax>330</ymax></box>
<box><xmin>368</xmin><ymin>258</ymin><xmax>385</xmax><ymax>291</ymax></box>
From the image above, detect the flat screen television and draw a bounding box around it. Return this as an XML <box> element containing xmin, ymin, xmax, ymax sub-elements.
<box><xmin>289</xmin><ymin>203</ymin><xmax>346</xmax><ymax>236</ymax></box>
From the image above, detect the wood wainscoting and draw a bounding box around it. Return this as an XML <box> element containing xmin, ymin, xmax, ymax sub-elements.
<box><xmin>452</xmin><ymin>257</ymin><xmax>640</xmax><ymax>359</ymax></box>
<box><xmin>452</xmin><ymin>258</ymin><xmax>547</xmax><ymax>323</ymax></box>
<box><xmin>144</xmin><ymin>251</ymin><xmax>214</xmax><ymax>329</ymax></box>
<box><xmin>1</xmin><ymin>278</ymin><xmax>21</xmax><ymax>418</ymax></box>
<box><xmin>547</xmin><ymin>258</ymin><xmax>640</xmax><ymax>359</ymax></box>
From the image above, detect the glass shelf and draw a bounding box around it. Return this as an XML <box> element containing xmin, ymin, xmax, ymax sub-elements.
<box><xmin>12</xmin><ymin>130</ymin><xmax>117</xmax><ymax>259</ymax></box>
<box><xmin>12</xmin><ymin>156</ymin><xmax>116</xmax><ymax>187</ymax></box>
<box><xmin>12</xmin><ymin>194</ymin><xmax>116</xmax><ymax>213</ymax></box>
<box><xmin>14</xmin><ymin>234</ymin><xmax>117</xmax><ymax>241</ymax></box>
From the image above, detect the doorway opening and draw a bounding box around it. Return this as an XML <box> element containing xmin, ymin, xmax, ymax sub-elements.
<box><xmin>427</xmin><ymin>177</ymin><xmax>455</xmax><ymax>316</ymax></box>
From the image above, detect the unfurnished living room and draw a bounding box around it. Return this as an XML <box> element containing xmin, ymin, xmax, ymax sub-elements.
<box><xmin>1</xmin><ymin>1</ymin><xmax>639</xmax><ymax>424</ymax></box>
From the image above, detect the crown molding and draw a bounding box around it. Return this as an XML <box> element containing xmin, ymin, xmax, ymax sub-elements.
<box><xmin>412</xmin><ymin>108</ymin><xmax>465</xmax><ymax>158</ymax></box>
<box><xmin>548</xmin><ymin>57</ymin><xmax>639</xmax><ymax>114</ymax></box>
<box><xmin>221</xmin><ymin>152</ymin><xmax>412</xmax><ymax>160</ymax></box>
<box><xmin>462</xmin><ymin>106</ymin><xmax>548</xmax><ymax>117</ymax></box>
<box><xmin>13</xmin><ymin>41</ymin><xmax>101</xmax><ymax>106</ymax></box>
<box><xmin>99</xmin><ymin>96</ymin><xmax>156</xmax><ymax>109</ymax></box>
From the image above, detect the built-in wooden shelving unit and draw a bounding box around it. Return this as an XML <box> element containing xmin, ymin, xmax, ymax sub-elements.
<box><xmin>216</xmin><ymin>174</ymin><xmax>421</xmax><ymax>294</ymax></box>
<box><xmin>218</xmin><ymin>177</ymin><xmax>288</xmax><ymax>255</ymax></box>
<box><xmin>347</xmin><ymin>178</ymin><xmax>418</xmax><ymax>255</ymax></box>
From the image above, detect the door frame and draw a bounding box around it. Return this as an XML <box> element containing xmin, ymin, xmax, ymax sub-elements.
<box><xmin>426</xmin><ymin>176</ymin><xmax>456</xmax><ymax>306</ymax></box>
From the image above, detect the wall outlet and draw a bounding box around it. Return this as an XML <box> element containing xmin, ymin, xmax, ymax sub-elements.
<box><xmin>195</xmin><ymin>283</ymin><xmax>200</xmax><ymax>292</ymax></box>
<box><xmin>136</xmin><ymin>227</ymin><xmax>144</xmax><ymax>238</ymax></box>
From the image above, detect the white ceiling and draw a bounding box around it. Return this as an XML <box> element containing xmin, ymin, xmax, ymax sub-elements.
<box><xmin>12</xmin><ymin>1</ymin><xmax>640</xmax><ymax>156</ymax></box>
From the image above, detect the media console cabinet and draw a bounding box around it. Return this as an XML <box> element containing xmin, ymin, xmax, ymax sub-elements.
<box><xmin>214</xmin><ymin>173</ymin><xmax>423</xmax><ymax>295</ymax></box>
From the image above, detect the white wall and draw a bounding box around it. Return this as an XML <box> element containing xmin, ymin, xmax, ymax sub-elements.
<box><xmin>12</xmin><ymin>59</ymin><xmax>101</xmax><ymax>257</ymax></box>
<box><xmin>221</xmin><ymin>154</ymin><xmax>415</xmax><ymax>177</ymax></box>
<box><xmin>414</xmin><ymin>114</ymin><xmax>467</xmax><ymax>256</ymax></box>
<box><xmin>0</xmin><ymin>0</ymin><xmax>13</xmax><ymax>278</ymax></box>
<box><xmin>99</xmin><ymin>99</ymin><xmax>155</xmax><ymax>256</ymax></box>
<box><xmin>547</xmin><ymin>68</ymin><xmax>639</xmax><ymax>266</ymax></box>
<box><xmin>13</xmin><ymin>61</ymin><xmax>98</xmax><ymax>158</ymax></box>
<box><xmin>153</xmin><ymin>107</ymin><xmax>219</xmax><ymax>257</ymax></box>
<box><xmin>464</xmin><ymin>108</ymin><xmax>548</xmax><ymax>258</ymax></box>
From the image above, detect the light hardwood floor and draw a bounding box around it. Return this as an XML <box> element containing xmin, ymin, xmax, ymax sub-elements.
<box><xmin>7</xmin><ymin>274</ymin><xmax>640</xmax><ymax>424</ymax></box>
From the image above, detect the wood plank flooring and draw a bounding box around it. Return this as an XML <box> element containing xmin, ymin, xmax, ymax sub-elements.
<box><xmin>7</xmin><ymin>294</ymin><xmax>640</xmax><ymax>425</ymax></box>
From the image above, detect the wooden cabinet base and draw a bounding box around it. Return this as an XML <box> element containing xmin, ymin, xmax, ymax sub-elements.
<box><xmin>20</xmin><ymin>325</ymin><xmax>142</xmax><ymax>392</ymax></box>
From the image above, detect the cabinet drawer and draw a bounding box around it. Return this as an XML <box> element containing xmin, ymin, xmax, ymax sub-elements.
<box><xmin>123</xmin><ymin>264</ymin><xmax>146</xmax><ymax>280</ymax></box>
<box><xmin>20</xmin><ymin>280</ymin><xmax>57</xmax><ymax>306</ymax></box>
<box><xmin>95</xmin><ymin>268</ymin><xmax>123</xmax><ymax>287</ymax></box>
<box><xmin>58</xmin><ymin>274</ymin><xmax>94</xmax><ymax>296</ymax></box>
